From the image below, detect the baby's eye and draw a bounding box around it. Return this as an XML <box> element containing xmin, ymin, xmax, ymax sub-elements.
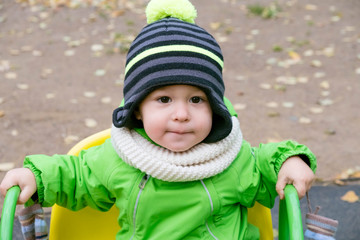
<box><xmin>158</xmin><ymin>96</ymin><xmax>171</xmax><ymax>103</ymax></box>
<box><xmin>190</xmin><ymin>96</ymin><xmax>203</xmax><ymax>103</ymax></box>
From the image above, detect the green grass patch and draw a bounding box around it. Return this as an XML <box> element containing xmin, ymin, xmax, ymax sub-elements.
<box><xmin>247</xmin><ymin>3</ymin><xmax>282</xmax><ymax>19</ymax></box>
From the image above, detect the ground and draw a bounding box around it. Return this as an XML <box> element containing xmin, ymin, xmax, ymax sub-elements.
<box><xmin>0</xmin><ymin>0</ymin><xmax>359</xmax><ymax>209</ymax></box>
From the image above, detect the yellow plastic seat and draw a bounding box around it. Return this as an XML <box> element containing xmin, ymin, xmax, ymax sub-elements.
<box><xmin>49</xmin><ymin>129</ymin><xmax>120</xmax><ymax>240</ymax></box>
<box><xmin>48</xmin><ymin>129</ymin><xmax>274</xmax><ymax>240</ymax></box>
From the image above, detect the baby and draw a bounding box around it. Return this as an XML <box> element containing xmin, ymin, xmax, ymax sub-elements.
<box><xmin>1</xmin><ymin>0</ymin><xmax>316</xmax><ymax>239</ymax></box>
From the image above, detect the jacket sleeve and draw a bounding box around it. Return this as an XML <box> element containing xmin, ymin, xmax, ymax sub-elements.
<box><xmin>237</xmin><ymin>140</ymin><xmax>317</xmax><ymax>208</ymax></box>
<box><xmin>23</xmin><ymin>143</ymin><xmax>116</xmax><ymax>211</ymax></box>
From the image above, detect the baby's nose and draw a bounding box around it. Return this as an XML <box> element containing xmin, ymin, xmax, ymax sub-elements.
<box><xmin>172</xmin><ymin>103</ymin><xmax>190</xmax><ymax>121</ymax></box>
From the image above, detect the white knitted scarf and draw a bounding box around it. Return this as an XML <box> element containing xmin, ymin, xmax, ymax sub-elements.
<box><xmin>111</xmin><ymin>117</ymin><xmax>243</xmax><ymax>182</ymax></box>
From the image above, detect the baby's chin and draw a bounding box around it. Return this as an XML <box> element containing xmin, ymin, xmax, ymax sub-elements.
<box><xmin>161</xmin><ymin>142</ymin><xmax>201</xmax><ymax>152</ymax></box>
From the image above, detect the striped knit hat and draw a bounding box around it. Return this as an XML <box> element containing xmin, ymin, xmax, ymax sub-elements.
<box><xmin>112</xmin><ymin>0</ymin><xmax>232</xmax><ymax>143</ymax></box>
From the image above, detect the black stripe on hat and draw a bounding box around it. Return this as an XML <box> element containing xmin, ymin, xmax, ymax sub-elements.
<box><xmin>124</xmin><ymin>51</ymin><xmax>223</xmax><ymax>85</ymax></box>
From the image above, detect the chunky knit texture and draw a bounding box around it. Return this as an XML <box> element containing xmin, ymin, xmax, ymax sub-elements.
<box><xmin>112</xmin><ymin>0</ymin><xmax>232</xmax><ymax>143</ymax></box>
<box><xmin>111</xmin><ymin>117</ymin><xmax>242</xmax><ymax>182</ymax></box>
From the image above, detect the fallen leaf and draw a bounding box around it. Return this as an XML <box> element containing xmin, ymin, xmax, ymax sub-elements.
<box><xmin>235</xmin><ymin>75</ymin><xmax>246</xmax><ymax>81</ymax></box>
<box><xmin>259</xmin><ymin>83</ymin><xmax>272</xmax><ymax>90</ymax></box>
<box><xmin>234</xmin><ymin>103</ymin><xmax>247</xmax><ymax>111</ymax></box>
<box><xmin>273</xmin><ymin>84</ymin><xmax>286</xmax><ymax>91</ymax></box>
<box><xmin>245</xmin><ymin>43</ymin><xmax>256</xmax><ymax>51</ymax></box>
<box><xmin>299</xmin><ymin>117</ymin><xmax>312</xmax><ymax>124</ymax></box>
<box><xmin>318</xmin><ymin>98</ymin><xmax>334</xmax><ymax>106</ymax></box>
<box><xmin>217</xmin><ymin>35</ymin><xmax>228</xmax><ymax>43</ymax></box>
<box><xmin>303</xmin><ymin>49</ymin><xmax>314</xmax><ymax>57</ymax></box>
<box><xmin>39</xmin><ymin>11</ymin><xmax>49</xmax><ymax>19</ymax></box>
<box><xmin>323</xmin><ymin>47</ymin><xmax>335</xmax><ymax>57</ymax></box>
<box><xmin>115</xmin><ymin>79</ymin><xmax>124</xmax><ymax>86</ymax></box>
<box><xmin>5</xmin><ymin>72</ymin><xmax>17</xmax><ymax>79</ymax></box>
<box><xmin>28</xmin><ymin>16</ymin><xmax>39</xmax><ymax>23</ymax></box>
<box><xmin>91</xmin><ymin>44</ymin><xmax>104</xmax><ymax>52</ymax></box>
<box><xmin>84</xmin><ymin>91</ymin><xmax>96</xmax><ymax>98</ymax></box>
<box><xmin>94</xmin><ymin>69</ymin><xmax>106</xmax><ymax>76</ymax></box>
<box><xmin>63</xmin><ymin>36</ymin><xmax>71</xmax><ymax>42</ymax></box>
<box><xmin>70</xmin><ymin>99</ymin><xmax>78</xmax><ymax>104</ymax></box>
<box><xmin>267</xmin><ymin>137</ymin><xmax>282</xmax><ymax>143</ymax></box>
<box><xmin>68</xmin><ymin>40</ymin><xmax>81</xmax><ymax>47</ymax></box>
<box><xmin>64</xmin><ymin>49</ymin><xmax>75</xmax><ymax>56</ymax></box>
<box><xmin>0</xmin><ymin>15</ymin><xmax>6</xmax><ymax>23</ymax></box>
<box><xmin>266</xmin><ymin>101</ymin><xmax>278</xmax><ymax>108</ymax></box>
<box><xmin>64</xmin><ymin>135</ymin><xmax>80</xmax><ymax>145</ymax></box>
<box><xmin>314</xmin><ymin>72</ymin><xmax>326</xmax><ymax>79</ymax></box>
<box><xmin>45</xmin><ymin>93</ymin><xmax>56</xmax><ymax>99</ymax></box>
<box><xmin>297</xmin><ymin>77</ymin><xmax>309</xmax><ymax>83</ymax></box>
<box><xmin>286</xmin><ymin>36</ymin><xmax>295</xmax><ymax>42</ymax></box>
<box><xmin>101</xmin><ymin>96</ymin><xmax>112</xmax><ymax>104</ymax></box>
<box><xmin>266</xmin><ymin>58</ymin><xmax>278</xmax><ymax>65</ymax></box>
<box><xmin>41</xmin><ymin>68</ymin><xmax>53</xmax><ymax>78</ymax></box>
<box><xmin>311</xmin><ymin>60</ymin><xmax>322</xmax><ymax>67</ymax></box>
<box><xmin>282</xmin><ymin>102</ymin><xmax>294</xmax><ymax>108</ymax></box>
<box><xmin>310</xmin><ymin>107</ymin><xmax>324</xmax><ymax>114</ymax></box>
<box><xmin>0</xmin><ymin>60</ymin><xmax>10</xmax><ymax>72</ymax></box>
<box><xmin>334</xmin><ymin>179</ymin><xmax>346</xmax><ymax>186</ymax></box>
<box><xmin>39</xmin><ymin>22</ymin><xmax>47</xmax><ymax>29</ymax></box>
<box><xmin>305</xmin><ymin>4</ymin><xmax>317</xmax><ymax>11</ymax></box>
<box><xmin>17</xmin><ymin>84</ymin><xmax>29</xmax><ymax>90</ymax></box>
<box><xmin>320</xmin><ymin>91</ymin><xmax>330</xmax><ymax>97</ymax></box>
<box><xmin>331</xmin><ymin>15</ymin><xmax>341</xmax><ymax>22</ymax></box>
<box><xmin>320</xmin><ymin>81</ymin><xmax>330</xmax><ymax>89</ymax></box>
<box><xmin>341</xmin><ymin>191</ymin><xmax>359</xmax><ymax>203</ymax></box>
<box><xmin>9</xmin><ymin>49</ymin><xmax>20</xmax><ymax>56</ymax></box>
<box><xmin>324</xmin><ymin>129</ymin><xmax>336</xmax><ymax>135</ymax></box>
<box><xmin>11</xmin><ymin>129</ymin><xmax>18</xmax><ymax>136</ymax></box>
<box><xmin>355</xmin><ymin>68</ymin><xmax>360</xmax><ymax>75</ymax></box>
<box><xmin>0</xmin><ymin>162</ymin><xmax>16</xmax><ymax>172</ymax></box>
<box><xmin>21</xmin><ymin>45</ymin><xmax>33</xmax><ymax>52</ymax></box>
<box><xmin>276</xmin><ymin>76</ymin><xmax>297</xmax><ymax>85</ymax></box>
<box><xmin>250</xmin><ymin>29</ymin><xmax>259</xmax><ymax>35</ymax></box>
<box><xmin>210</xmin><ymin>22</ymin><xmax>222</xmax><ymax>30</ymax></box>
<box><xmin>267</xmin><ymin>111</ymin><xmax>280</xmax><ymax>117</ymax></box>
<box><xmin>85</xmin><ymin>118</ymin><xmax>97</xmax><ymax>128</ymax></box>
<box><xmin>0</xmin><ymin>110</ymin><xmax>5</xmax><ymax>117</ymax></box>
<box><xmin>32</xmin><ymin>50</ymin><xmax>43</xmax><ymax>56</ymax></box>
<box><xmin>288</xmin><ymin>51</ymin><xmax>301</xmax><ymax>61</ymax></box>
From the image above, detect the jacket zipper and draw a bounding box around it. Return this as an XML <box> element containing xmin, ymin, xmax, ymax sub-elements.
<box><xmin>130</xmin><ymin>174</ymin><xmax>149</xmax><ymax>240</ymax></box>
<box><xmin>200</xmin><ymin>180</ymin><xmax>218</xmax><ymax>240</ymax></box>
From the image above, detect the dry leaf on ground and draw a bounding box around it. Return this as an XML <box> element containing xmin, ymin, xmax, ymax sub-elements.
<box><xmin>340</xmin><ymin>191</ymin><xmax>359</xmax><ymax>203</ymax></box>
<box><xmin>0</xmin><ymin>162</ymin><xmax>16</xmax><ymax>172</ymax></box>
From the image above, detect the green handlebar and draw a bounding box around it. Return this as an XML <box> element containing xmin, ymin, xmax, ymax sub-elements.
<box><xmin>0</xmin><ymin>185</ymin><xmax>304</xmax><ymax>240</ymax></box>
<box><xmin>0</xmin><ymin>186</ymin><xmax>20</xmax><ymax>240</ymax></box>
<box><xmin>279</xmin><ymin>185</ymin><xmax>304</xmax><ymax>240</ymax></box>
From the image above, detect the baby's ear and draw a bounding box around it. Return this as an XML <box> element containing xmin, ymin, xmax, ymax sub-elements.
<box><xmin>134</xmin><ymin>109</ymin><xmax>142</xmax><ymax>120</ymax></box>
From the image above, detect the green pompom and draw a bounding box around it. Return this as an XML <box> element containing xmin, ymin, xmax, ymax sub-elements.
<box><xmin>146</xmin><ymin>0</ymin><xmax>197</xmax><ymax>24</ymax></box>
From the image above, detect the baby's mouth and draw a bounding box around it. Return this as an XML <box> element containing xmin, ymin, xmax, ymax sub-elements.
<box><xmin>167</xmin><ymin>130</ymin><xmax>191</xmax><ymax>135</ymax></box>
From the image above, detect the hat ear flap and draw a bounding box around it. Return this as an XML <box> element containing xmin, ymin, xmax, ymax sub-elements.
<box><xmin>112</xmin><ymin>107</ymin><xmax>124</xmax><ymax>127</ymax></box>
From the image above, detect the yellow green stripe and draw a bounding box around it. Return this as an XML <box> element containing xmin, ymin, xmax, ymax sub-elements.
<box><xmin>125</xmin><ymin>45</ymin><xmax>223</xmax><ymax>75</ymax></box>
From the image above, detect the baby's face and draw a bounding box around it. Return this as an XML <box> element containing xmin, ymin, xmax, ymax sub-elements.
<box><xmin>135</xmin><ymin>85</ymin><xmax>213</xmax><ymax>152</ymax></box>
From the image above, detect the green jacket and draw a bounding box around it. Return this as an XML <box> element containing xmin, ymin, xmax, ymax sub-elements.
<box><xmin>24</xmin><ymin>100</ymin><xmax>317</xmax><ymax>239</ymax></box>
<box><xmin>24</xmin><ymin>139</ymin><xmax>316</xmax><ymax>240</ymax></box>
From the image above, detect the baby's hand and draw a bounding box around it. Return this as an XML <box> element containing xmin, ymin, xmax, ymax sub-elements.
<box><xmin>0</xmin><ymin>168</ymin><xmax>37</xmax><ymax>204</ymax></box>
<box><xmin>276</xmin><ymin>156</ymin><xmax>315</xmax><ymax>200</ymax></box>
